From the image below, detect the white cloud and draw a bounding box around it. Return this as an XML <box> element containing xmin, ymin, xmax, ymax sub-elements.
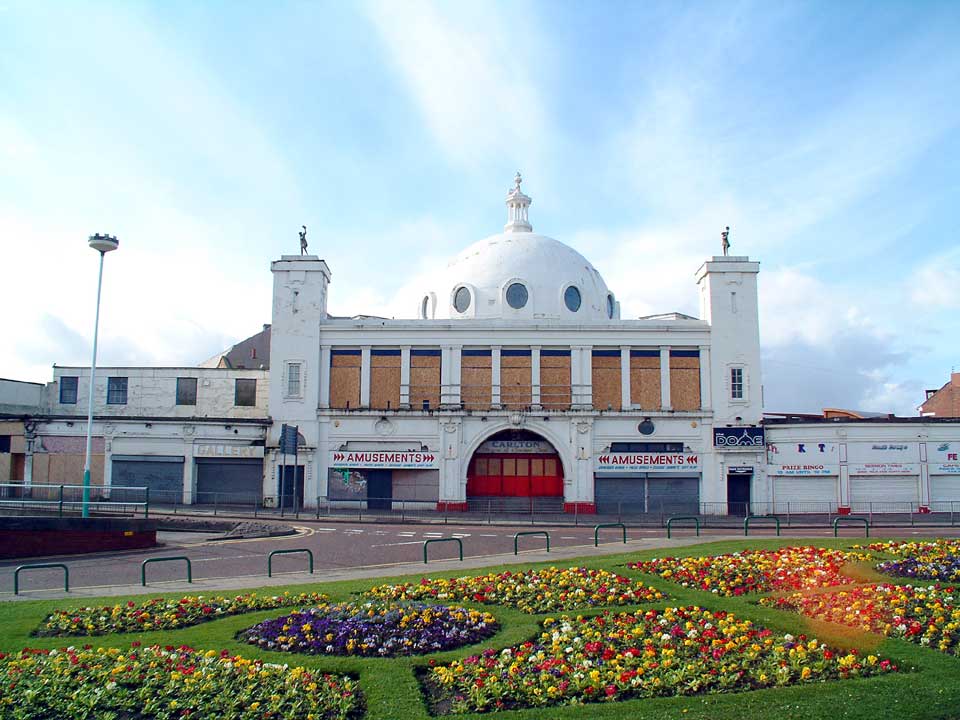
<box><xmin>910</xmin><ymin>249</ymin><xmax>960</xmax><ymax>309</ymax></box>
<box><xmin>364</xmin><ymin>0</ymin><xmax>549</xmax><ymax>168</ymax></box>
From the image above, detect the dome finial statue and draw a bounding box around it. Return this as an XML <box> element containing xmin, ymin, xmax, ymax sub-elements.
<box><xmin>504</xmin><ymin>171</ymin><xmax>532</xmax><ymax>233</ymax></box>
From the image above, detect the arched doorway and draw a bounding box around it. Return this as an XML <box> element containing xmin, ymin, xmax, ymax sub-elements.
<box><xmin>466</xmin><ymin>429</ymin><xmax>564</xmax><ymax>499</ymax></box>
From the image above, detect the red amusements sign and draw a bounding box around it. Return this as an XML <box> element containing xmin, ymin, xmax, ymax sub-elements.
<box><xmin>329</xmin><ymin>450</ymin><xmax>439</xmax><ymax>469</ymax></box>
<box><xmin>595</xmin><ymin>453</ymin><xmax>700</xmax><ymax>472</ymax></box>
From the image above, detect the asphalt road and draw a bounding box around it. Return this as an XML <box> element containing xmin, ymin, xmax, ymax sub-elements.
<box><xmin>2</xmin><ymin>520</ymin><xmax>959</xmax><ymax>598</ymax></box>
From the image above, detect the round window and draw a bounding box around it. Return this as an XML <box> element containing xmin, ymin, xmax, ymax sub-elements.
<box><xmin>564</xmin><ymin>286</ymin><xmax>581</xmax><ymax>312</ymax></box>
<box><xmin>506</xmin><ymin>283</ymin><xmax>528</xmax><ymax>309</ymax></box>
<box><xmin>606</xmin><ymin>294</ymin><xmax>615</xmax><ymax>319</ymax></box>
<box><xmin>453</xmin><ymin>287</ymin><xmax>471</xmax><ymax>313</ymax></box>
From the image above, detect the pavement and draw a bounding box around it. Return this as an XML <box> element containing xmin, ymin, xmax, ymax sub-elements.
<box><xmin>2</xmin><ymin>517</ymin><xmax>958</xmax><ymax>602</ymax></box>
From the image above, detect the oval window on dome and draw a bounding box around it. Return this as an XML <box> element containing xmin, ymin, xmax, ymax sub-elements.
<box><xmin>421</xmin><ymin>296</ymin><xmax>430</xmax><ymax>319</ymax></box>
<box><xmin>606</xmin><ymin>294</ymin><xmax>615</xmax><ymax>319</ymax></box>
<box><xmin>454</xmin><ymin>287</ymin><xmax>471</xmax><ymax>313</ymax></box>
<box><xmin>564</xmin><ymin>285</ymin><xmax>581</xmax><ymax>312</ymax></box>
<box><xmin>506</xmin><ymin>282</ymin><xmax>528</xmax><ymax>309</ymax></box>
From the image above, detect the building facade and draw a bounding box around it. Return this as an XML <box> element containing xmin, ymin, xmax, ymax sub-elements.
<box><xmin>265</xmin><ymin>178</ymin><xmax>765</xmax><ymax>514</ymax></box>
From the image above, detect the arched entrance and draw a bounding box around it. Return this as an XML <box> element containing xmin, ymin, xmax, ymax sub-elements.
<box><xmin>466</xmin><ymin>429</ymin><xmax>564</xmax><ymax>499</ymax></box>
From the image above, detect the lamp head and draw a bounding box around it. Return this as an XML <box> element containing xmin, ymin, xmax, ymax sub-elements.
<box><xmin>88</xmin><ymin>233</ymin><xmax>119</xmax><ymax>253</ymax></box>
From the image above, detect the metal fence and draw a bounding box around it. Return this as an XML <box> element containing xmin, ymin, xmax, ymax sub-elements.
<box><xmin>0</xmin><ymin>483</ymin><xmax>149</xmax><ymax>518</ymax></box>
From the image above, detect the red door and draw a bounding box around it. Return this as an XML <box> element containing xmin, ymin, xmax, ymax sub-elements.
<box><xmin>467</xmin><ymin>454</ymin><xmax>562</xmax><ymax>497</ymax></box>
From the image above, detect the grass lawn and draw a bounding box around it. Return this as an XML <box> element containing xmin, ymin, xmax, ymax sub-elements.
<box><xmin>1</xmin><ymin>536</ymin><xmax>958</xmax><ymax>719</ymax></box>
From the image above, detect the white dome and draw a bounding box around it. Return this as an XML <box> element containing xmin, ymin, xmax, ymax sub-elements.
<box><xmin>423</xmin><ymin>231</ymin><xmax>618</xmax><ymax>321</ymax></box>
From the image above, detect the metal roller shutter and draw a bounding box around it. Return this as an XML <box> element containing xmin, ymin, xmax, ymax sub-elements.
<box><xmin>772</xmin><ymin>476</ymin><xmax>837</xmax><ymax>513</ymax></box>
<box><xmin>195</xmin><ymin>458</ymin><xmax>263</xmax><ymax>504</ymax></box>
<box><xmin>849</xmin><ymin>475</ymin><xmax>919</xmax><ymax>512</ymax></box>
<box><xmin>930</xmin><ymin>476</ymin><xmax>960</xmax><ymax>507</ymax></box>
<box><xmin>112</xmin><ymin>456</ymin><xmax>184</xmax><ymax>503</ymax></box>
<box><xmin>594</xmin><ymin>475</ymin><xmax>699</xmax><ymax>514</ymax></box>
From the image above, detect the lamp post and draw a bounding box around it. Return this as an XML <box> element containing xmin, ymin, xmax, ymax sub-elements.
<box><xmin>82</xmin><ymin>233</ymin><xmax>119</xmax><ymax>518</ymax></box>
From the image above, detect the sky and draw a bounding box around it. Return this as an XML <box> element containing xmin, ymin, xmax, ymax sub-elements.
<box><xmin>1</xmin><ymin>0</ymin><xmax>958</xmax><ymax>416</ymax></box>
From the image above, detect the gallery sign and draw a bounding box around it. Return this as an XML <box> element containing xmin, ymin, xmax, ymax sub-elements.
<box><xmin>329</xmin><ymin>450</ymin><xmax>439</xmax><ymax>469</ymax></box>
<box><xmin>849</xmin><ymin>462</ymin><xmax>919</xmax><ymax>476</ymax></box>
<box><xmin>195</xmin><ymin>444</ymin><xmax>264</xmax><ymax>458</ymax></box>
<box><xmin>932</xmin><ymin>463</ymin><xmax>960</xmax><ymax>475</ymax></box>
<box><xmin>595</xmin><ymin>453</ymin><xmax>700</xmax><ymax>473</ymax></box>
<box><xmin>768</xmin><ymin>464</ymin><xmax>836</xmax><ymax>477</ymax></box>
<box><xmin>713</xmin><ymin>427</ymin><xmax>764</xmax><ymax>449</ymax></box>
<box><xmin>846</xmin><ymin>442</ymin><xmax>920</xmax><ymax>464</ymax></box>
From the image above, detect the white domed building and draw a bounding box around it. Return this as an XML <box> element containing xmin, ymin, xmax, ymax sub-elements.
<box><xmin>267</xmin><ymin>175</ymin><xmax>765</xmax><ymax>515</ymax></box>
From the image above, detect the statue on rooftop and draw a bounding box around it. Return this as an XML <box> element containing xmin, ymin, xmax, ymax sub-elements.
<box><xmin>721</xmin><ymin>226</ymin><xmax>730</xmax><ymax>256</ymax></box>
<box><xmin>299</xmin><ymin>225</ymin><xmax>308</xmax><ymax>255</ymax></box>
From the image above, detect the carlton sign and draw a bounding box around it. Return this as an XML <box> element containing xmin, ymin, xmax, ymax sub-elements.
<box><xmin>329</xmin><ymin>450</ymin><xmax>439</xmax><ymax>469</ymax></box>
<box><xmin>595</xmin><ymin>453</ymin><xmax>700</xmax><ymax>473</ymax></box>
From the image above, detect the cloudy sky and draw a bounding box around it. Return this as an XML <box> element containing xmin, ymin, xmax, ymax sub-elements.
<box><xmin>2</xmin><ymin>0</ymin><xmax>958</xmax><ymax>415</ymax></box>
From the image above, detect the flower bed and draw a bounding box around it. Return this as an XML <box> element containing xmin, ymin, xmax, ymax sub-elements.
<box><xmin>428</xmin><ymin>606</ymin><xmax>895</xmax><ymax>713</ymax></box>
<box><xmin>760</xmin><ymin>583</ymin><xmax>960</xmax><ymax>655</ymax></box>
<box><xmin>629</xmin><ymin>547</ymin><xmax>870</xmax><ymax>596</ymax></box>
<box><xmin>0</xmin><ymin>643</ymin><xmax>361</xmax><ymax>719</ymax></box>
<box><xmin>855</xmin><ymin>540</ymin><xmax>960</xmax><ymax>583</ymax></box>
<box><xmin>35</xmin><ymin>591</ymin><xmax>329</xmax><ymax>636</ymax></box>
<box><xmin>367</xmin><ymin>567</ymin><xmax>664</xmax><ymax>614</ymax></box>
<box><xmin>241</xmin><ymin>601</ymin><xmax>498</xmax><ymax>656</ymax></box>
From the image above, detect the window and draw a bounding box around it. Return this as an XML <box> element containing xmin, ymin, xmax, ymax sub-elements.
<box><xmin>563</xmin><ymin>285</ymin><xmax>581</xmax><ymax>312</ymax></box>
<box><xmin>730</xmin><ymin>367</ymin><xmax>744</xmax><ymax>400</ymax></box>
<box><xmin>176</xmin><ymin>377</ymin><xmax>197</xmax><ymax>405</ymax></box>
<box><xmin>606</xmin><ymin>294</ymin><xmax>615</xmax><ymax>318</ymax></box>
<box><xmin>453</xmin><ymin>286</ymin><xmax>471</xmax><ymax>313</ymax></box>
<box><xmin>235</xmin><ymin>378</ymin><xmax>257</xmax><ymax>406</ymax></box>
<box><xmin>59</xmin><ymin>376</ymin><xmax>78</xmax><ymax>404</ymax></box>
<box><xmin>0</xmin><ymin>436</ymin><xmax>10</xmax><ymax>453</ymax></box>
<box><xmin>286</xmin><ymin>362</ymin><xmax>302</xmax><ymax>397</ymax></box>
<box><xmin>505</xmin><ymin>282</ymin><xmax>528</xmax><ymax>309</ymax></box>
<box><xmin>421</xmin><ymin>296</ymin><xmax>430</xmax><ymax>319</ymax></box>
<box><xmin>107</xmin><ymin>377</ymin><xmax>128</xmax><ymax>405</ymax></box>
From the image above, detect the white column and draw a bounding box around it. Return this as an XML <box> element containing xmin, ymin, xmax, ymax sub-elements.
<box><xmin>318</xmin><ymin>345</ymin><xmax>331</xmax><ymax>409</ymax></box>
<box><xmin>440</xmin><ymin>346</ymin><xmax>452</xmax><ymax>406</ymax></box>
<box><xmin>572</xmin><ymin>345</ymin><xmax>593</xmax><ymax>409</ymax></box>
<box><xmin>620</xmin><ymin>346</ymin><xmax>631</xmax><ymax>410</ymax></box>
<box><xmin>182</xmin><ymin>445</ymin><xmax>193</xmax><ymax>504</ymax></box>
<box><xmin>531</xmin><ymin>346</ymin><xmax>541</xmax><ymax>408</ymax></box>
<box><xmin>360</xmin><ymin>346</ymin><xmax>371</xmax><ymax>408</ymax></box>
<box><xmin>491</xmin><ymin>346</ymin><xmax>502</xmax><ymax>408</ymax></box>
<box><xmin>699</xmin><ymin>345</ymin><xmax>711</xmax><ymax>410</ymax></box>
<box><xmin>451</xmin><ymin>345</ymin><xmax>462</xmax><ymax>406</ymax></box>
<box><xmin>400</xmin><ymin>346</ymin><xmax>411</xmax><ymax>408</ymax></box>
<box><xmin>660</xmin><ymin>346</ymin><xmax>671</xmax><ymax>410</ymax></box>
<box><xmin>23</xmin><ymin>439</ymin><xmax>33</xmax><ymax>488</ymax></box>
<box><xmin>315</xmin><ymin>418</ymin><xmax>330</xmax><ymax>504</ymax></box>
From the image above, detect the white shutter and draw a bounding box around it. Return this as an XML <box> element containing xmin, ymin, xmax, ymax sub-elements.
<box><xmin>849</xmin><ymin>475</ymin><xmax>919</xmax><ymax>512</ymax></box>
<box><xmin>772</xmin><ymin>476</ymin><xmax>837</xmax><ymax>513</ymax></box>
<box><xmin>930</xmin><ymin>475</ymin><xmax>960</xmax><ymax>506</ymax></box>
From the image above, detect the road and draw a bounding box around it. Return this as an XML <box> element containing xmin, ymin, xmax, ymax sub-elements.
<box><xmin>2</xmin><ymin>519</ymin><xmax>958</xmax><ymax>598</ymax></box>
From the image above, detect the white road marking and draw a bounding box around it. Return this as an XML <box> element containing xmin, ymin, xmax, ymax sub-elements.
<box><xmin>396</xmin><ymin>532</ymin><xmax>416</xmax><ymax>537</ymax></box>
<box><xmin>371</xmin><ymin>540</ymin><xmax>424</xmax><ymax>548</ymax></box>
<box><xmin>479</xmin><ymin>534</ymin><xmax>499</xmax><ymax>537</ymax></box>
<box><xmin>343</xmin><ymin>529</ymin><xmax>364</xmax><ymax>533</ymax></box>
<box><xmin>452</xmin><ymin>533</ymin><xmax>471</xmax><ymax>538</ymax></box>
<box><xmin>313</xmin><ymin>528</ymin><xmax>338</xmax><ymax>532</ymax></box>
<box><xmin>560</xmin><ymin>536</ymin><xmax>578</xmax><ymax>540</ymax></box>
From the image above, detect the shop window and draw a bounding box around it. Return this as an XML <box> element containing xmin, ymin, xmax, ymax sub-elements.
<box><xmin>235</xmin><ymin>378</ymin><xmax>257</xmax><ymax>407</ymax></box>
<box><xmin>59</xmin><ymin>376</ymin><xmax>78</xmax><ymax>404</ymax></box>
<box><xmin>107</xmin><ymin>377</ymin><xmax>128</xmax><ymax>405</ymax></box>
<box><xmin>176</xmin><ymin>377</ymin><xmax>197</xmax><ymax>406</ymax></box>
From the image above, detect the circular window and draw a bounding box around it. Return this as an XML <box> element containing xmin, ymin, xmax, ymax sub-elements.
<box><xmin>453</xmin><ymin>287</ymin><xmax>471</xmax><ymax>313</ymax></box>
<box><xmin>506</xmin><ymin>283</ymin><xmax>528</xmax><ymax>309</ymax></box>
<box><xmin>606</xmin><ymin>294</ymin><xmax>615</xmax><ymax>319</ymax></box>
<box><xmin>563</xmin><ymin>286</ymin><xmax>581</xmax><ymax>312</ymax></box>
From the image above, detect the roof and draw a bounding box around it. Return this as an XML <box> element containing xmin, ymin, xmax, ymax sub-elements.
<box><xmin>200</xmin><ymin>325</ymin><xmax>271</xmax><ymax>370</ymax></box>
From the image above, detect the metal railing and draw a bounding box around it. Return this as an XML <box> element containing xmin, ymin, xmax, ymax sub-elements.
<box><xmin>268</xmin><ymin>549</ymin><xmax>314</xmax><ymax>577</ymax></box>
<box><xmin>423</xmin><ymin>538</ymin><xmax>463</xmax><ymax>564</ymax></box>
<box><xmin>0</xmin><ymin>483</ymin><xmax>149</xmax><ymax>518</ymax></box>
<box><xmin>514</xmin><ymin>531</ymin><xmax>550</xmax><ymax>554</ymax></box>
<box><xmin>15</xmin><ymin>563</ymin><xmax>69</xmax><ymax>595</ymax></box>
<box><xmin>141</xmin><ymin>556</ymin><xmax>192</xmax><ymax>586</ymax></box>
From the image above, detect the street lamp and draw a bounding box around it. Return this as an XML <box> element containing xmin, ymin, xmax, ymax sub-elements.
<box><xmin>82</xmin><ymin>233</ymin><xmax>119</xmax><ymax>518</ymax></box>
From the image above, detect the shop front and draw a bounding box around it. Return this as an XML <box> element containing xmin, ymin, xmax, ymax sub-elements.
<box><xmin>593</xmin><ymin>451</ymin><xmax>700</xmax><ymax>515</ymax></box>
<box><xmin>328</xmin><ymin>448</ymin><xmax>439</xmax><ymax>510</ymax></box>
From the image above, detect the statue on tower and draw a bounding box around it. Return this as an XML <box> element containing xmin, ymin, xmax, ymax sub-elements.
<box><xmin>299</xmin><ymin>225</ymin><xmax>308</xmax><ymax>255</ymax></box>
<box><xmin>721</xmin><ymin>226</ymin><xmax>730</xmax><ymax>256</ymax></box>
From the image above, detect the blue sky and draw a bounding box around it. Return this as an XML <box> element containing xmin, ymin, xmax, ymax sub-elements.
<box><xmin>1</xmin><ymin>0</ymin><xmax>958</xmax><ymax>414</ymax></box>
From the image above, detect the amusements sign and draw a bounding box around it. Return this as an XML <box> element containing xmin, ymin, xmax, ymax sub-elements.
<box><xmin>595</xmin><ymin>453</ymin><xmax>700</xmax><ymax>473</ymax></box>
<box><xmin>329</xmin><ymin>450</ymin><xmax>439</xmax><ymax>469</ymax></box>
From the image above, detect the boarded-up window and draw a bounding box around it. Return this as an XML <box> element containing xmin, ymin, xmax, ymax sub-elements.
<box><xmin>410</xmin><ymin>349</ymin><xmax>441</xmax><ymax>410</ymax></box>
<box><xmin>670</xmin><ymin>350</ymin><xmax>701</xmax><ymax>410</ymax></box>
<box><xmin>540</xmin><ymin>349</ymin><xmax>571</xmax><ymax>410</ymax></box>
<box><xmin>370</xmin><ymin>349</ymin><xmax>401</xmax><ymax>409</ymax></box>
<box><xmin>501</xmin><ymin>349</ymin><xmax>531</xmax><ymax>409</ymax></box>
<box><xmin>591</xmin><ymin>349</ymin><xmax>621</xmax><ymax>411</ymax></box>
<box><xmin>462</xmin><ymin>349</ymin><xmax>492</xmax><ymax>410</ymax></box>
<box><xmin>630</xmin><ymin>350</ymin><xmax>661</xmax><ymax>409</ymax></box>
<box><xmin>330</xmin><ymin>349</ymin><xmax>361</xmax><ymax>409</ymax></box>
